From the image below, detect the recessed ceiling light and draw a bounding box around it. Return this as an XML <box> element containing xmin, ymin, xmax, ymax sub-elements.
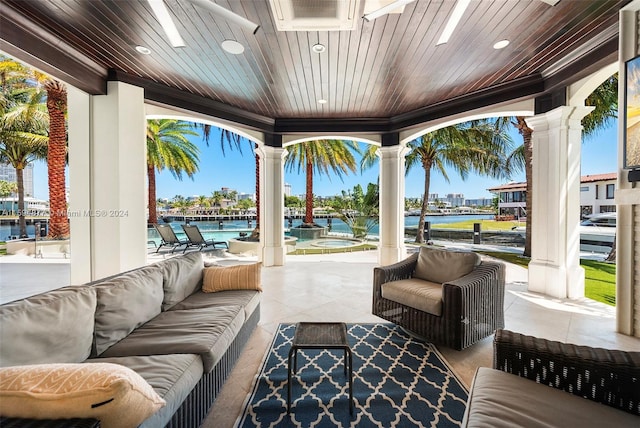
<box><xmin>318</xmin><ymin>99</ymin><xmax>327</xmax><ymax>104</ymax></box>
<box><xmin>493</xmin><ymin>39</ymin><xmax>510</xmax><ymax>50</ymax></box>
<box><xmin>221</xmin><ymin>40</ymin><xmax>245</xmax><ymax>55</ymax></box>
<box><xmin>312</xmin><ymin>44</ymin><xmax>326</xmax><ymax>53</ymax></box>
<box><xmin>135</xmin><ymin>45</ymin><xmax>152</xmax><ymax>55</ymax></box>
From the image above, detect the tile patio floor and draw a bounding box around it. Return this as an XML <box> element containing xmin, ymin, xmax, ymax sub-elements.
<box><xmin>202</xmin><ymin>250</ymin><xmax>640</xmax><ymax>428</ymax></box>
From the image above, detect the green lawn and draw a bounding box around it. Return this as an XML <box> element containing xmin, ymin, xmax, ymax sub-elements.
<box><xmin>288</xmin><ymin>243</ymin><xmax>377</xmax><ymax>255</ymax></box>
<box><xmin>433</xmin><ymin>219</ymin><xmax>524</xmax><ymax>231</ymax></box>
<box><xmin>477</xmin><ymin>251</ymin><xmax>616</xmax><ymax>306</ymax></box>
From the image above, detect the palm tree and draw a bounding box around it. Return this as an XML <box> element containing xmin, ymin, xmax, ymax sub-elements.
<box><xmin>509</xmin><ymin>74</ymin><xmax>618</xmax><ymax>257</ymax></box>
<box><xmin>406</xmin><ymin>121</ymin><xmax>513</xmax><ymax>243</ymax></box>
<box><xmin>43</xmin><ymin>78</ymin><xmax>68</xmax><ymax>238</ymax></box>
<box><xmin>146</xmin><ymin>119</ymin><xmax>199</xmax><ymax>224</ymax></box>
<box><xmin>0</xmin><ymin>99</ymin><xmax>49</xmax><ymax>237</ymax></box>
<box><xmin>285</xmin><ymin>139</ymin><xmax>360</xmax><ymax>225</ymax></box>
<box><xmin>0</xmin><ymin>58</ymin><xmax>49</xmax><ymax>238</ymax></box>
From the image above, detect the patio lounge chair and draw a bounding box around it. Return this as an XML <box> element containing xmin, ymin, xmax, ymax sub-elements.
<box><xmin>181</xmin><ymin>224</ymin><xmax>228</xmax><ymax>253</ymax></box>
<box><xmin>154</xmin><ymin>224</ymin><xmax>188</xmax><ymax>253</ymax></box>
<box><xmin>373</xmin><ymin>246</ymin><xmax>505</xmax><ymax>350</ymax></box>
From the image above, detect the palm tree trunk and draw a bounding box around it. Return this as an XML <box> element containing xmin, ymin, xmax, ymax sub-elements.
<box><xmin>305</xmin><ymin>159</ymin><xmax>314</xmax><ymax>224</ymax></box>
<box><xmin>517</xmin><ymin>117</ymin><xmax>533</xmax><ymax>257</ymax></box>
<box><xmin>255</xmin><ymin>151</ymin><xmax>260</xmax><ymax>229</ymax></box>
<box><xmin>148</xmin><ymin>164</ymin><xmax>157</xmax><ymax>224</ymax></box>
<box><xmin>46</xmin><ymin>81</ymin><xmax>69</xmax><ymax>239</ymax></box>
<box><xmin>16</xmin><ymin>166</ymin><xmax>27</xmax><ymax>238</ymax></box>
<box><xmin>415</xmin><ymin>160</ymin><xmax>432</xmax><ymax>244</ymax></box>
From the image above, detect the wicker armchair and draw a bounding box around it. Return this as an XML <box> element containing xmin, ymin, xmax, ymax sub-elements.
<box><xmin>493</xmin><ymin>329</ymin><xmax>640</xmax><ymax>415</ymax></box>
<box><xmin>372</xmin><ymin>250</ymin><xmax>505</xmax><ymax>350</ymax></box>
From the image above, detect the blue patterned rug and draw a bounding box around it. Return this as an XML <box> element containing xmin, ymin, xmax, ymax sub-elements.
<box><xmin>235</xmin><ymin>323</ymin><xmax>468</xmax><ymax>427</ymax></box>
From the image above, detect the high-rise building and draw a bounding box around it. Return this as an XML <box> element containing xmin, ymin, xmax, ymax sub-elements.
<box><xmin>445</xmin><ymin>193</ymin><xmax>465</xmax><ymax>207</ymax></box>
<box><xmin>284</xmin><ymin>183</ymin><xmax>292</xmax><ymax>197</ymax></box>
<box><xmin>0</xmin><ymin>163</ymin><xmax>34</xmax><ymax>197</ymax></box>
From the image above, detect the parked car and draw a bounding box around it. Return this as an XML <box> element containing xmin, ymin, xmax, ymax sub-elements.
<box><xmin>579</xmin><ymin>212</ymin><xmax>616</xmax><ymax>253</ymax></box>
<box><xmin>511</xmin><ymin>212</ymin><xmax>616</xmax><ymax>254</ymax></box>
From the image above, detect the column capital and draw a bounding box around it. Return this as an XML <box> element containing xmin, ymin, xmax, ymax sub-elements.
<box><xmin>525</xmin><ymin>105</ymin><xmax>594</xmax><ymax>131</ymax></box>
<box><xmin>377</xmin><ymin>144</ymin><xmax>410</xmax><ymax>158</ymax></box>
<box><xmin>257</xmin><ymin>145</ymin><xmax>286</xmax><ymax>159</ymax></box>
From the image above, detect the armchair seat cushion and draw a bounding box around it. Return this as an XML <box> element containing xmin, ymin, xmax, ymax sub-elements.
<box><xmin>381</xmin><ymin>278</ymin><xmax>443</xmax><ymax>316</ymax></box>
<box><xmin>462</xmin><ymin>367</ymin><xmax>639</xmax><ymax>428</ymax></box>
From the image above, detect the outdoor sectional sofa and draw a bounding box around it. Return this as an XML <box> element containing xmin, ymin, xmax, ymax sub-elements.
<box><xmin>0</xmin><ymin>252</ymin><xmax>261</xmax><ymax>427</ymax></box>
<box><xmin>462</xmin><ymin>329</ymin><xmax>640</xmax><ymax>427</ymax></box>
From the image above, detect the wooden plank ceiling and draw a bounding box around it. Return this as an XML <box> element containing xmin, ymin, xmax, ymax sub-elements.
<box><xmin>0</xmin><ymin>0</ymin><xmax>630</xmax><ymax>133</ymax></box>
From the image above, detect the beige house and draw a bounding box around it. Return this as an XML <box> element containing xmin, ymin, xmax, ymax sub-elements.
<box><xmin>489</xmin><ymin>172</ymin><xmax>618</xmax><ymax>219</ymax></box>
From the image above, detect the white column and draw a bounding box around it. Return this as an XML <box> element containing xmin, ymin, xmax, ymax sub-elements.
<box><xmin>90</xmin><ymin>81</ymin><xmax>147</xmax><ymax>279</ymax></box>
<box><xmin>617</xmin><ymin>4</ymin><xmax>640</xmax><ymax>336</ymax></box>
<box><xmin>378</xmin><ymin>145</ymin><xmax>407</xmax><ymax>265</ymax></box>
<box><xmin>527</xmin><ymin>106</ymin><xmax>592</xmax><ymax>299</ymax></box>
<box><xmin>67</xmin><ymin>86</ymin><xmax>92</xmax><ymax>284</ymax></box>
<box><xmin>260</xmin><ymin>145</ymin><xmax>286</xmax><ymax>266</ymax></box>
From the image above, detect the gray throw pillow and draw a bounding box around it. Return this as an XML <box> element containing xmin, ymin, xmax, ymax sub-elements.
<box><xmin>93</xmin><ymin>265</ymin><xmax>164</xmax><ymax>355</ymax></box>
<box><xmin>0</xmin><ymin>286</ymin><xmax>97</xmax><ymax>366</ymax></box>
<box><xmin>413</xmin><ymin>246</ymin><xmax>480</xmax><ymax>284</ymax></box>
<box><xmin>159</xmin><ymin>252</ymin><xmax>204</xmax><ymax>311</ymax></box>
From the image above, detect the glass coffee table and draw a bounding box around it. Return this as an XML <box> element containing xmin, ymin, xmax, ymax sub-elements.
<box><xmin>287</xmin><ymin>322</ymin><xmax>354</xmax><ymax>415</ymax></box>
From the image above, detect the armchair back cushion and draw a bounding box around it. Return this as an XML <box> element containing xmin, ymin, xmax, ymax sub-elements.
<box><xmin>0</xmin><ymin>286</ymin><xmax>97</xmax><ymax>367</ymax></box>
<box><xmin>413</xmin><ymin>247</ymin><xmax>480</xmax><ymax>284</ymax></box>
<box><xmin>93</xmin><ymin>266</ymin><xmax>164</xmax><ymax>355</ymax></box>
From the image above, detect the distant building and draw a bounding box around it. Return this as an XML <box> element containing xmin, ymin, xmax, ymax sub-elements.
<box><xmin>465</xmin><ymin>197</ymin><xmax>493</xmax><ymax>207</ymax></box>
<box><xmin>238</xmin><ymin>192</ymin><xmax>255</xmax><ymax>202</ymax></box>
<box><xmin>579</xmin><ymin>173</ymin><xmax>617</xmax><ymax>216</ymax></box>
<box><xmin>488</xmin><ymin>172</ymin><xmax>617</xmax><ymax>219</ymax></box>
<box><xmin>284</xmin><ymin>183</ymin><xmax>292</xmax><ymax>197</ymax></box>
<box><xmin>487</xmin><ymin>182</ymin><xmax>527</xmax><ymax>219</ymax></box>
<box><xmin>0</xmin><ymin>163</ymin><xmax>34</xmax><ymax>197</ymax></box>
<box><xmin>445</xmin><ymin>193</ymin><xmax>465</xmax><ymax>207</ymax></box>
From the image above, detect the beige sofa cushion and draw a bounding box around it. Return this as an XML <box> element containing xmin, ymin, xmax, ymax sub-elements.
<box><xmin>0</xmin><ymin>363</ymin><xmax>165</xmax><ymax>428</ymax></box>
<box><xmin>89</xmin><ymin>354</ymin><xmax>203</xmax><ymax>428</ymax></box>
<box><xmin>93</xmin><ymin>265</ymin><xmax>165</xmax><ymax>356</ymax></box>
<box><xmin>462</xmin><ymin>367</ymin><xmax>640</xmax><ymax>428</ymax></box>
<box><xmin>0</xmin><ymin>286</ymin><xmax>97</xmax><ymax>367</ymax></box>
<box><xmin>381</xmin><ymin>278</ymin><xmax>443</xmax><ymax>316</ymax></box>
<box><xmin>413</xmin><ymin>246</ymin><xmax>480</xmax><ymax>284</ymax></box>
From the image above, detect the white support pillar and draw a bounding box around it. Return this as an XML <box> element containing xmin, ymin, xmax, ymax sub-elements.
<box><xmin>260</xmin><ymin>145</ymin><xmax>286</xmax><ymax>266</ymax></box>
<box><xmin>527</xmin><ymin>106</ymin><xmax>592</xmax><ymax>299</ymax></box>
<box><xmin>378</xmin><ymin>145</ymin><xmax>407</xmax><ymax>265</ymax></box>
<box><xmin>67</xmin><ymin>86</ymin><xmax>92</xmax><ymax>284</ymax></box>
<box><xmin>617</xmin><ymin>3</ymin><xmax>640</xmax><ymax>336</ymax></box>
<box><xmin>88</xmin><ymin>81</ymin><xmax>146</xmax><ymax>279</ymax></box>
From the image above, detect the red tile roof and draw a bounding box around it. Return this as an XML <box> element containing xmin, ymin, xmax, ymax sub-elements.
<box><xmin>580</xmin><ymin>173</ymin><xmax>617</xmax><ymax>183</ymax></box>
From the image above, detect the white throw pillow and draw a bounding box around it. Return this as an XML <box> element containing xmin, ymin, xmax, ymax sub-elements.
<box><xmin>0</xmin><ymin>363</ymin><xmax>165</xmax><ymax>428</ymax></box>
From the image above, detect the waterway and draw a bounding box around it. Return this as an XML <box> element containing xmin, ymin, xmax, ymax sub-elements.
<box><xmin>1</xmin><ymin>214</ymin><xmax>495</xmax><ymax>243</ymax></box>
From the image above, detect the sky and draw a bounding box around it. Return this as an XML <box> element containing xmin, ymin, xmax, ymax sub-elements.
<box><xmin>30</xmin><ymin>121</ymin><xmax>618</xmax><ymax>201</ymax></box>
